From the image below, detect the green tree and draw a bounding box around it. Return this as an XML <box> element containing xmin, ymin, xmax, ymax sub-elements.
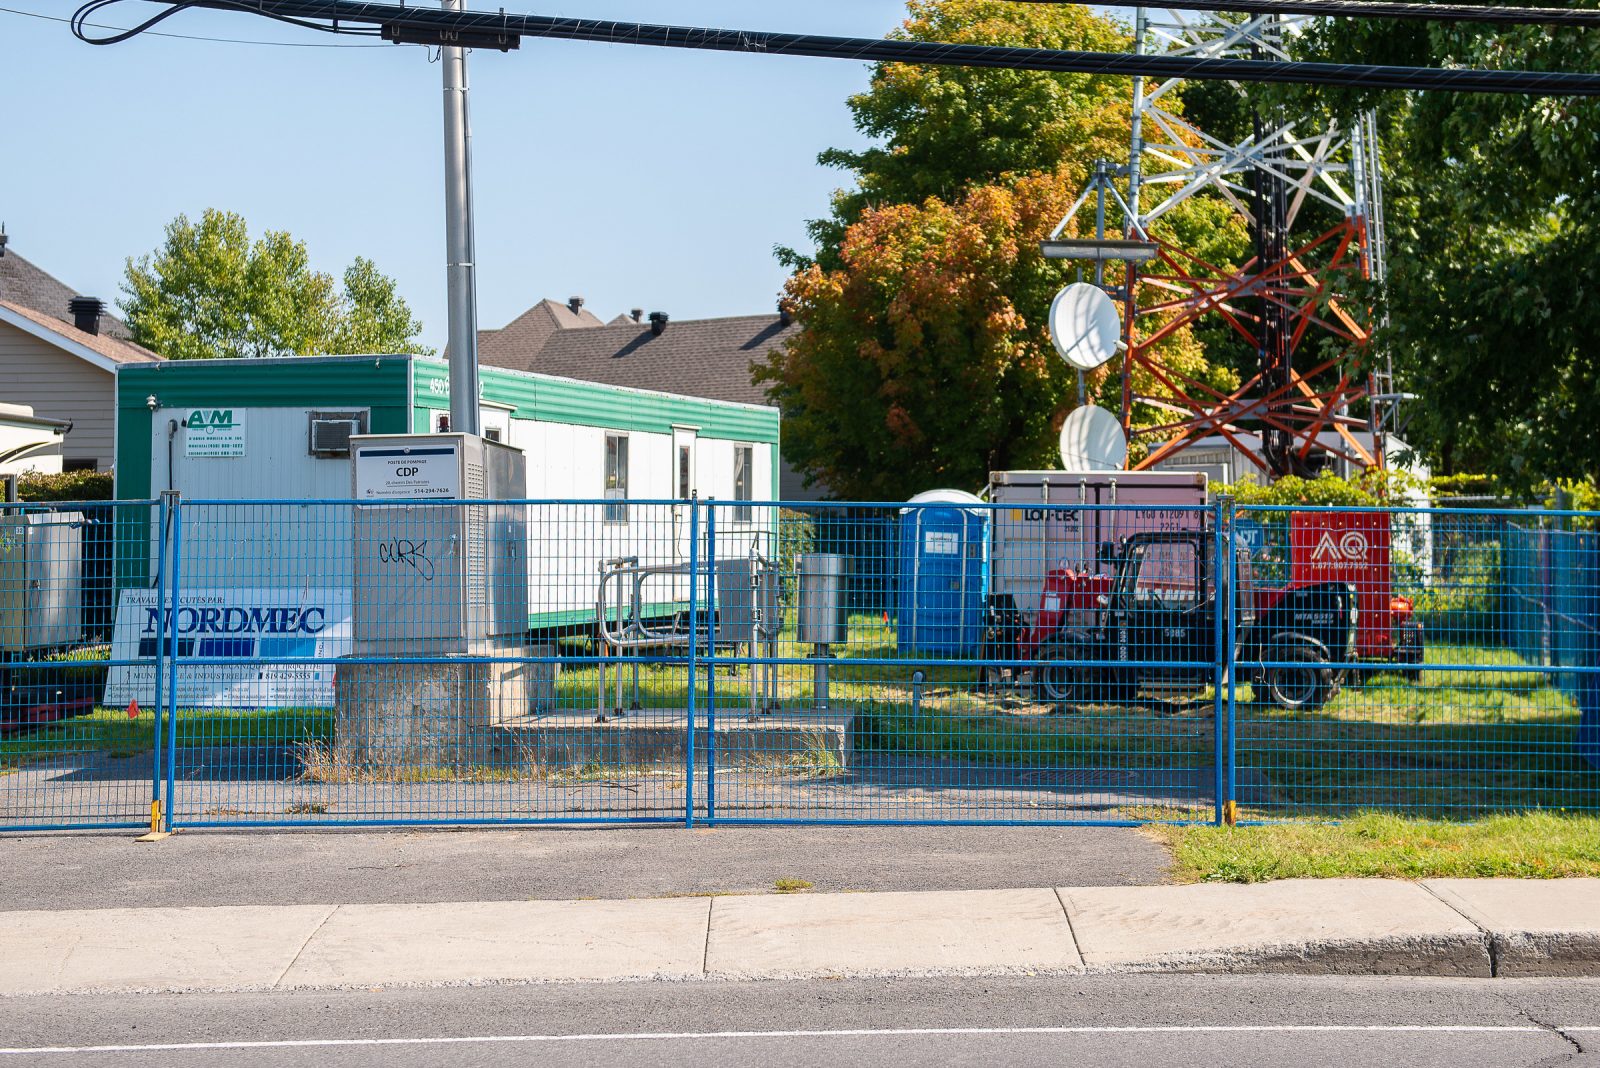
<box><xmin>787</xmin><ymin>0</ymin><xmax>1134</xmax><ymax>270</ymax></box>
<box><xmin>121</xmin><ymin>209</ymin><xmax>429</xmax><ymax>360</ymax></box>
<box><xmin>1283</xmin><ymin>21</ymin><xmax>1600</xmax><ymax>488</ymax></box>
<box><xmin>330</xmin><ymin>257</ymin><xmax>428</xmax><ymax>355</ymax></box>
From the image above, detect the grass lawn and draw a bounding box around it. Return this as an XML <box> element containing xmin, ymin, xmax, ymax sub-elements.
<box><xmin>1148</xmin><ymin>810</ymin><xmax>1600</xmax><ymax>882</ymax></box>
<box><xmin>1</xmin><ymin>707</ymin><xmax>330</xmax><ymax>771</ymax></box>
<box><xmin>1234</xmin><ymin>644</ymin><xmax>1597</xmax><ymax>814</ymax></box>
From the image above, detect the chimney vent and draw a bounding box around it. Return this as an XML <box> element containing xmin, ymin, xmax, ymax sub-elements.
<box><xmin>69</xmin><ymin>297</ymin><xmax>105</xmax><ymax>336</ymax></box>
<box><xmin>648</xmin><ymin>311</ymin><xmax>669</xmax><ymax>337</ymax></box>
<box><xmin>630</xmin><ymin>308</ymin><xmax>644</xmax><ymax>323</ymax></box>
<box><xmin>567</xmin><ymin>296</ymin><xmax>585</xmax><ymax>315</ymax></box>
<box><xmin>778</xmin><ymin>301</ymin><xmax>794</xmax><ymax>327</ymax></box>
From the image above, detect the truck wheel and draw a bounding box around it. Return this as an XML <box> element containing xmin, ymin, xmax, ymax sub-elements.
<box><xmin>1034</xmin><ymin>641</ymin><xmax>1087</xmax><ymax>708</ymax></box>
<box><xmin>1263</xmin><ymin>646</ymin><xmax>1336</xmax><ymax>712</ymax></box>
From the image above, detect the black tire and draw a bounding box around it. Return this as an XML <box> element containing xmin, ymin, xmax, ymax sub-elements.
<box><xmin>1262</xmin><ymin>644</ymin><xmax>1337</xmax><ymax>711</ymax></box>
<box><xmin>1034</xmin><ymin>640</ymin><xmax>1092</xmax><ymax>707</ymax></box>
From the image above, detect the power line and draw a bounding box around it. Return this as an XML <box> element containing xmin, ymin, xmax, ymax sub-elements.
<box><xmin>72</xmin><ymin>1</ymin><xmax>1600</xmax><ymax>96</ymax></box>
<box><xmin>1014</xmin><ymin>0</ymin><xmax>1600</xmax><ymax>28</ymax></box>
<box><xmin>71</xmin><ymin>0</ymin><xmax>382</xmax><ymax>47</ymax></box>
<box><xmin>1</xmin><ymin>2</ymin><xmax>387</xmax><ymax>46</ymax></box>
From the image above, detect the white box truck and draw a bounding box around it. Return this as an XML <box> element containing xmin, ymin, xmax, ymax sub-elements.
<box><xmin>985</xmin><ymin>469</ymin><xmax>1209</xmax><ymax>631</ymax></box>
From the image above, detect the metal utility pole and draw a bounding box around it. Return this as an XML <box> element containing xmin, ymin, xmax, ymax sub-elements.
<box><xmin>441</xmin><ymin>0</ymin><xmax>481</xmax><ymax>436</ymax></box>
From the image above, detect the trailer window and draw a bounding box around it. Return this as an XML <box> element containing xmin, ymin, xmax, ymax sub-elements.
<box><xmin>678</xmin><ymin>445</ymin><xmax>692</xmax><ymax>499</ymax></box>
<box><xmin>1132</xmin><ymin>541</ymin><xmax>1200</xmax><ymax>609</ymax></box>
<box><xmin>604</xmin><ymin>433</ymin><xmax>629</xmax><ymax>524</ymax></box>
<box><xmin>733</xmin><ymin>445</ymin><xmax>753</xmax><ymax>522</ymax></box>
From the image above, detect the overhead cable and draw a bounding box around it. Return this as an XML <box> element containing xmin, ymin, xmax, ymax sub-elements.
<box><xmin>1014</xmin><ymin>0</ymin><xmax>1600</xmax><ymax>28</ymax></box>
<box><xmin>72</xmin><ymin>0</ymin><xmax>1600</xmax><ymax>96</ymax></box>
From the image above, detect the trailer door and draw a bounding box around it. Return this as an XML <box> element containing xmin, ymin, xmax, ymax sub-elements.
<box><xmin>673</xmin><ymin>426</ymin><xmax>698</xmax><ymax>559</ymax></box>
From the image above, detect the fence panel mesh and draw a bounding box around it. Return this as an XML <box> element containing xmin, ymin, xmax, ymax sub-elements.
<box><xmin>3</xmin><ymin>495</ymin><xmax>1598</xmax><ymax>832</ymax></box>
<box><xmin>1230</xmin><ymin>505</ymin><xmax>1600</xmax><ymax>818</ymax></box>
<box><xmin>1</xmin><ymin>499</ymin><xmax>159</xmax><ymax>830</ymax></box>
<box><xmin>698</xmin><ymin>500</ymin><xmax>1223</xmax><ymax>824</ymax></box>
<box><xmin>161</xmin><ymin>500</ymin><xmax>697</xmax><ymax>827</ymax></box>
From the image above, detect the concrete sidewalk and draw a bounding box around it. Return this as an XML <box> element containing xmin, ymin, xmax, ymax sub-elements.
<box><xmin>1</xmin><ymin>879</ymin><xmax>1596</xmax><ymax>996</ymax></box>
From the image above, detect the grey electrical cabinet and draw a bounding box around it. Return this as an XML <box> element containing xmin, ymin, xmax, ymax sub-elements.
<box><xmin>349</xmin><ymin>434</ymin><xmax>528</xmax><ymax>652</ymax></box>
<box><xmin>0</xmin><ymin>510</ymin><xmax>84</xmax><ymax>652</ymax></box>
<box><xmin>716</xmin><ymin>556</ymin><xmax>782</xmax><ymax>644</ymax></box>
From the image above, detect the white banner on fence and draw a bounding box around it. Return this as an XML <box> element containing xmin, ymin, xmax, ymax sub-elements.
<box><xmin>103</xmin><ymin>587</ymin><xmax>352</xmax><ymax>709</ymax></box>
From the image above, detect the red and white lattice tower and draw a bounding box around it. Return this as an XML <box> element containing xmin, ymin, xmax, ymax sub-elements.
<box><xmin>1046</xmin><ymin>9</ymin><xmax>1396</xmax><ymax>478</ymax></box>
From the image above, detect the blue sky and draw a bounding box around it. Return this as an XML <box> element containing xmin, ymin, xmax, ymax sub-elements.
<box><xmin>5</xmin><ymin>1</ymin><xmax>913</xmax><ymax>350</ymax></box>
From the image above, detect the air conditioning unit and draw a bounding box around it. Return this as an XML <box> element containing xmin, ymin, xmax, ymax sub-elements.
<box><xmin>307</xmin><ymin>410</ymin><xmax>368</xmax><ymax>457</ymax></box>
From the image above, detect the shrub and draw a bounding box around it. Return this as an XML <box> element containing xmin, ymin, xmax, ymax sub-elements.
<box><xmin>16</xmin><ymin>469</ymin><xmax>115</xmax><ymax>502</ymax></box>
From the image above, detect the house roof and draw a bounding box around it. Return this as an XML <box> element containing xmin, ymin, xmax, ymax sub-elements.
<box><xmin>476</xmin><ymin>298</ymin><xmax>605</xmax><ymax>366</ymax></box>
<box><xmin>0</xmin><ymin>300</ymin><xmax>162</xmax><ymax>372</ymax></box>
<box><xmin>480</xmin><ymin>311</ymin><xmax>797</xmax><ymax>409</ymax></box>
<box><xmin>0</xmin><ymin>248</ymin><xmax>133</xmax><ymax>340</ymax></box>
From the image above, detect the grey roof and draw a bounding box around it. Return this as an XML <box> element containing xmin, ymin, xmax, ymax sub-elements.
<box><xmin>480</xmin><ymin>311</ymin><xmax>796</xmax><ymax>409</ymax></box>
<box><xmin>476</xmin><ymin>298</ymin><xmax>604</xmax><ymax>366</ymax></box>
<box><xmin>0</xmin><ymin>247</ymin><xmax>132</xmax><ymax>340</ymax></box>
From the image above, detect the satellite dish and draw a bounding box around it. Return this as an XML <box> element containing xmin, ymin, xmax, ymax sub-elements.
<box><xmin>1059</xmin><ymin>406</ymin><xmax>1128</xmax><ymax>471</ymax></box>
<box><xmin>1049</xmin><ymin>282</ymin><xmax>1122</xmax><ymax>371</ymax></box>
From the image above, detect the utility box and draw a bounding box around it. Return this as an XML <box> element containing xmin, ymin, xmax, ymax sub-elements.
<box><xmin>350</xmin><ymin>433</ymin><xmax>529</xmax><ymax>653</ymax></box>
<box><xmin>0</xmin><ymin>510</ymin><xmax>84</xmax><ymax>653</ymax></box>
<box><xmin>716</xmin><ymin>556</ymin><xmax>782</xmax><ymax>646</ymax></box>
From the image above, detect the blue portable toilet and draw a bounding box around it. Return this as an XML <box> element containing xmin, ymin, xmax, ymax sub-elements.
<box><xmin>896</xmin><ymin>489</ymin><xmax>990</xmax><ymax>657</ymax></box>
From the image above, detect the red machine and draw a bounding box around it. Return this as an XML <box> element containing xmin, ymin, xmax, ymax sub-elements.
<box><xmin>1282</xmin><ymin>511</ymin><xmax>1422</xmax><ymax>666</ymax></box>
<box><xmin>1009</xmin><ymin>511</ymin><xmax>1423</xmax><ymax>709</ymax></box>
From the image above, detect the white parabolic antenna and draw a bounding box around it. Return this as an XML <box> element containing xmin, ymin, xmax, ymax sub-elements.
<box><xmin>1049</xmin><ymin>282</ymin><xmax>1122</xmax><ymax>371</ymax></box>
<box><xmin>1059</xmin><ymin>405</ymin><xmax>1128</xmax><ymax>471</ymax></box>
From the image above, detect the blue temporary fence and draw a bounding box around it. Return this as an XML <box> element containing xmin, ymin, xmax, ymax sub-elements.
<box><xmin>2</xmin><ymin>495</ymin><xmax>1598</xmax><ymax>832</ymax></box>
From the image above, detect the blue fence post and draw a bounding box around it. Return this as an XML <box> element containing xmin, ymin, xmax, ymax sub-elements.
<box><xmin>705</xmin><ymin>501</ymin><xmax>718</xmax><ymax>824</ymax></box>
<box><xmin>149</xmin><ymin>494</ymin><xmax>170</xmax><ymax>834</ymax></box>
<box><xmin>686</xmin><ymin>493</ymin><xmax>699</xmax><ymax>826</ymax></box>
<box><xmin>162</xmin><ymin>493</ymin><xmax>182</xmax><ymax>832</ymax></box>
<box><xmin>1579</xmin><ymin>530</ymin><xmax>1600</xmax><ymax>770</ymax></box>
<box><xmin>1224</xmin><ymin>499</ymin><xmax>1240</xmax><ymax>825</ymax></box>
<box><xmin>1212</xmin><ymin>496</ymin><xmax>1229</xmax><ymax>826</ymax></box>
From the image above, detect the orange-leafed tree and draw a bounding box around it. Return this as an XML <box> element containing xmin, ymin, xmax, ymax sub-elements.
<box><xmin>760</xmin><ymin>173</ymin><xmax>1223</xmax><ymax>499</ymax></box>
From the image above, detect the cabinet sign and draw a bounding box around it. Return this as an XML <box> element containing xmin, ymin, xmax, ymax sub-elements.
<box><xmin>353</xmin><ymin>444</ymin><xmax>461</xmax><ymax>500</ymax></box>
<box><xmin>185</xmin><ymin>408</ymin><xmax>246</xmax><ymax>457</ymax></box>
<box><xmin>104</xmin><ymin>587</ymin><xmax>352</xmax><ymax>708</ymax></box>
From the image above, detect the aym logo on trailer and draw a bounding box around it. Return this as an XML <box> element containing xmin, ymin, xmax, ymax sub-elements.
<box><xmin>184</xmin><ymin>407</ymin><xmax>247</xmax><ymax>457</ymax></box>
<box><xmin>104</xmin><ymin>588</ymin><xmax>351</xmax><ymax>709</ymax></box>
<box><xmin>190</xmin><ymin>408</ymin><xmax>235</xmax><ymax>429</ymax></box>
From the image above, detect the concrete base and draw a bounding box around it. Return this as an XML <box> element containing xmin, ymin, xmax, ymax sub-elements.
<box><xmin>333</xmin><ymin>645</ymin><xmax>529</xmax><ymax>770</ymax></box>
<box><xmin>494</xmin><ymin>709</ymin><xmax>852</xmax><ymax>773</ymax></box>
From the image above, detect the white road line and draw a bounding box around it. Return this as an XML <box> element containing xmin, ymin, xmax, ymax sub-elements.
<box><xmin>1</xmin><ymin>1024</ymin><xmax>1590</xmax><ymax>1056</ymax></box>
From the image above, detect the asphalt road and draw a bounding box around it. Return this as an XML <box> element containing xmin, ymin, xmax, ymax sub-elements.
<box><xmin>3</xmin><ymin>975</ymin><xmax>1598</xmax><ymax>1067</ymax></box>
<box><xmin>0</xmin><ymin>824</ymin><xmax>1168</xmax><ymax>909</ymax></box>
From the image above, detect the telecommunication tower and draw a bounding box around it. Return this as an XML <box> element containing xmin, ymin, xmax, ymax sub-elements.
<box><xmin>1046</xmin><ymin>8</ymin><xmax>1396</xmax><ymax>478</ymax></box>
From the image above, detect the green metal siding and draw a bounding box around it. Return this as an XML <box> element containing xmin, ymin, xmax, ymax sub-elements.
<box><xmin>116</xmin><ymin>357</ymin><xmax>414</xmax><ymax>501</ymax></box>
<box><xmin>113</xmin><ymin>358</ymin><xmax>413</xmax><ymax>589</ymax></box>
<box><xmin>411</xmin><ymin>358</ymin><xmax>780</xmax><ymax>443</ymax></box>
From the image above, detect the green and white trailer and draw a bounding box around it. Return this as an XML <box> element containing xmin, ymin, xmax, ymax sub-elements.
<box><xmin>114</xmin><ymin>354</ymin><xmax>781</xmax><ymax>633</ymax></box>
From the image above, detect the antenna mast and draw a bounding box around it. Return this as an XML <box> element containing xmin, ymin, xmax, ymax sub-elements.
<box><xmin>1049</xmin><ymin>7</ymin><xmax>1391</xmax><ymax>478</ymax></box>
